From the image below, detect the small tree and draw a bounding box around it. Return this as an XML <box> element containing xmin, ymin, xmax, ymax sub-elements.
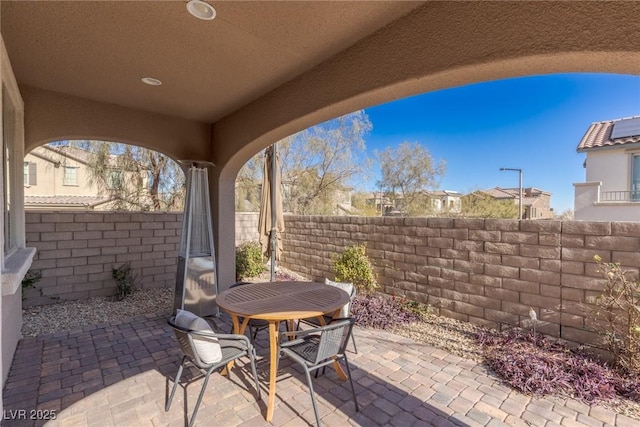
<box><xmin>376</xmin><ymin>141</ymin><xmax>446</xmax><ymax>216</ymax></box>
<box><xmin>460</xmin><ymin>191</ymin><xmax>518</xmax><ymax>219</ymax></box>
<box><xmin>590</xmin><ymin>255</ymin><xmax>640</xmax><ymax>374</ymax></box>
<box><xmin>332</xmin><ymin>243</ymin><xmax>377</xmax><ymax>293</ymax></box>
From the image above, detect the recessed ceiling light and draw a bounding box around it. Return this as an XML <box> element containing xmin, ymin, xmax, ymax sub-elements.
<box><xmin>141</xmin><ymin>77</ymin><xmax>162</xmax><ymax>86</ymax></box>
<box><xmin>187</xmin><ymin>0</ymin><xmax>216</xmax><ymax>21</ymax></box>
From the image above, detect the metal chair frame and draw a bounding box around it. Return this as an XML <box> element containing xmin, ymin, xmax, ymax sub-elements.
<box><xmin>279</xmin><ymin>318</ymin><xmax>359</xmax><ymax>427</ymax></box>
<box><xmin>298</xmin><ymin>282</ymin><xmax>358</xmax><ymax>354</ymax></box>
<box><xmin>166</xmin><ymin>316</ymin><xmax>261</xmax><ymax>427</ymax></box>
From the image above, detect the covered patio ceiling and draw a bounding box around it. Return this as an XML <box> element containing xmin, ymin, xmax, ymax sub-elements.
<box><xmin>3</xmin><ymin>1</ymin><xmax>639</xmax><ymax>165</ymax></box>
<box><xmin>1</xmin><ymin>1</ymin><xmax>422</xmax><ymax>125</ymax></box>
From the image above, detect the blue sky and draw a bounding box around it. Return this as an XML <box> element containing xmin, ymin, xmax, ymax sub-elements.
<box><xmin>362</xmin><ymin>73</ymin><xmax>640</xmax><ymax>213</ymax></box>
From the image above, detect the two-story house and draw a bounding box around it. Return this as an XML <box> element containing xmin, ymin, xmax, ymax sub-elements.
<box><xmin>483</xmin><ymin>187</ymin><xmax>554</xmax><ymax>219</ymax></box>
<box><xmin>24</xmin><ymin>145</ymin><xmax>113</xmax><ymax>209</ymax></box>
<box><xmin>574</xmin><ymin>116</ymin><xmax>640</xmax><ymax>221</ymax></box>
<box><xmin>24</xmin><ymin>144</ymin><xmax>153</xmax><ymax>211</ymax></box>
<box><xmin>428</xmin><ymin>190</ymin><xmax>462</xmax><ymax>213</ymax></box>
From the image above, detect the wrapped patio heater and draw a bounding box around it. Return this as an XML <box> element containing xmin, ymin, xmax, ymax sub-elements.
<box><xmin>173</xmin><ymin>161</ymin><xmax>218</xmax><ymax>318</ymax></box>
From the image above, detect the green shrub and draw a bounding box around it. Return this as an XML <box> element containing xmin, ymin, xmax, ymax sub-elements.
<box><xmin>112</xmin><ymin>263</ymin><xmax>139</xmax><ymax>301</ymax></box>
<box><xmin>236</xmin><ymin>241</ymin><xmax>265</xmax><ymax>280</ymax></box>
<box><xmin>332</xmin><ymin>243</ymin><xmax>377</xmax><ymax>293</ymax></box>
<box><xmin>590</xmin><ymin>255</ymin><xmax>640</xmax><ymax>374</ymax></box>
<box><xmin>21</xmin><ymin>270</ymin><xmax>42</xmax><ymax>301</ymax></box>
<box><xmin>397</xmin><ymin>296</ymin><xmax>433</xmax><ymax>320</ymax></box>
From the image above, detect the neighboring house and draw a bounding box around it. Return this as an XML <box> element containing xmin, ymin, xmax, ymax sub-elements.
<box><xmin>366</xmin><ymin>192</ymin><xmax>396</xmax><ymax>216</ymax></box>
<box><xmin>24</xmin><ymin>145</ymin><xmax>113</xmax><ymax>210</ymax></box>
<box><xmin>428</xmin><ymin>190</ymin><xmax>462</xmax><ymax>213</ymax></box>
<box><xmin>333</xmin><ymin>188</ymin><xmax>353</xmax><ymax>216</ymax></box>
<box><xmin>484</xmin><ymin>187</ymin><xmax>554</xmax><ymax>219</ymax></box>
<box><xmin>24</xmin><ymin>144</ymin><xmax>153</xmax><ymax>211</ymax></box>
<box><xmin>574</xmin><ymin>116</ymin><xmax>640</xmax><ymax>221</ymax></box>
<box><xmin>365</xmin><ymin>190</ymin><xmax>462</xmax><ymax>216</ymax></box>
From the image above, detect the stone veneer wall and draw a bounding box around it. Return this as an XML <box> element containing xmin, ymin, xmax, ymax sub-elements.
<box><xmin>281</xmin><ymin>216</ymin><xmax>640</xmax><ymax>346</ymax></box>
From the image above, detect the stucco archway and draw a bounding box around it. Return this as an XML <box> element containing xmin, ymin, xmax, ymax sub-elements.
<box><xmin>6</xmin><ymin>1</ymin><xmax>640</xmax><ymax>286</ymax></box>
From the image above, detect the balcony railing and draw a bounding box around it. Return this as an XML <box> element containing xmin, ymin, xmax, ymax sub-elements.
<box><xmin>600</xmin><ymin>190</ymin><xmax>640</xmax><ymax>202</ymax></box>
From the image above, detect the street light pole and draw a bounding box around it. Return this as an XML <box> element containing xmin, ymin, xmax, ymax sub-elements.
<box><xmin>500</xmin><ymin>167</ymin><xmax>523</xmax><ymax>220</ymax></box>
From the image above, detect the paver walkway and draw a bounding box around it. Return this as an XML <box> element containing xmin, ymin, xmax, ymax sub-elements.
<box><xmin>2</xmin><ymin>312</ymin><xmax>637</xmax><ymax>427</ymax></box>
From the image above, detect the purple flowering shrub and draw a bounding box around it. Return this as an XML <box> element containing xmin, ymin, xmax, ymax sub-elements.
<box><xmin>477</xmin><ymin>329</ymin><xmax>640</xmax><ymax>404</ymax></box>
<box><xmin>351</xmin><ymin>293</ymin><xmax>421</xmax><ymax>329</ymax></box>
<box><xmin>274</xmin><ymin>271</ymin><xmax>300</xmax><ymax>281</ymax></box>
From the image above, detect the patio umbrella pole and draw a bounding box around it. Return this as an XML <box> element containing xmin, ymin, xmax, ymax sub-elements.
<box><xmin>270</xmin><ymin>143</ymin><xmax>277</xmax><ymax>282</ymax></box>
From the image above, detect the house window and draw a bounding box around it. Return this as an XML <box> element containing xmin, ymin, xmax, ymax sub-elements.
<box><xmin>63</xmin><ymin>166</ymin><xmax>78</xmax><ymax>185</ymax></box>
<box><xmin>108</xmin><ymin>169</ymin><xmax>123</xmax><ymax>190</ymax></box>
<box><xmin>3</xmin><ymin>89</ymin><xmax>17</xmax><ymax>254</ymax></box>
<box><xmin>632</xmin><ymin>155</ymin><xmax>640</xmax><ymax>201</ymax></box>
<box><xmin>24</xmin><ymin>161</ymin><xmax>37</xmax><ymax>186</ymax></box>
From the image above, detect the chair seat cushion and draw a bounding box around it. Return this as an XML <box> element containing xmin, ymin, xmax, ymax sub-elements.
<box><xmin>175</xmin><ymin>309</ymin><xmax>222</xmax><ymax>364</ymax></box>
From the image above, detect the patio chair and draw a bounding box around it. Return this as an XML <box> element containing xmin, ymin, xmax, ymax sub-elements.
<box><xmin>279</xmin><ymin>318</ymin><xmax>359</xmax><ymax>427</ymax></box>
<box><xmin>298</xmin><ymin>278</ymin><xmax>358</xmax><ymax>353</ymax></box>
<box><xmin>166</xmin><ymin>310</ymin><xmax>261</xmax><ymax>427</ymax></box>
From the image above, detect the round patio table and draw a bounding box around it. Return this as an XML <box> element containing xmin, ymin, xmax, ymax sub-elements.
<box><xmin>216</xmin><ymin>281</ymin><xmax>350</xmax><ymax>422</ymax></box>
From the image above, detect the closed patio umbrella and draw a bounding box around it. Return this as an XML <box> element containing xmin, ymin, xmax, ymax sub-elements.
<box><xmin>258</xmin><ymin>144</ymin><xmax>284</xmax><ymax>281</ymax></box>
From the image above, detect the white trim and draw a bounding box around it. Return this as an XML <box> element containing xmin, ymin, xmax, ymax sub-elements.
<box><xmin>1</xmin><ymin>247</ymin><xmax>36</xmax><ymax>296</ymax></box>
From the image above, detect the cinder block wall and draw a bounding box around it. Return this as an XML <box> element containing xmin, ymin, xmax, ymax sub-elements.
<box><xmin>24</xmin><ymin>211</ymin><xmax>640</xmax><ymax>348</ymax></box>
<box><xmin>24</xmin><ymin>211</ymin><xmax>183</xmax><ymax>306</ymax></box>
<box><xmin>281</xmin><ymin>216</ymin><xmax>640</xmax><ymax>346</ymax></box>
<box><xmin>235</xmin><ymin>212</ymin><xmax>260</xmax><ymax>245</ymax></box>
<box><xmin>24</xmin><ymin>210</ymin><xmax>262</xmax><ymax>306</ymax></box>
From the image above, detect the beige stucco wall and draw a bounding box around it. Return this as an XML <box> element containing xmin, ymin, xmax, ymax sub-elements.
<box><xmin>1</xmin><ymin>36</ymin><xmax>35</xmax><ymax>396</ymax></box>
<box><xmin>21</xmin><ymin>86</ymin><xmax>212</xmax><ymax>162</ymax></box>
<box><xmin>24</xmin><ymin>149</ymin><xmax>94</xmax><ymax>197</ymax></box>
<box><xmin>575</xmin><ymin>149</ymin><xmax>640</xmax><ymax>220</ymax></box>
<box><xmin>586</xmin><ymin>149</ymin><xmax>634</xmax><ymax>193</ymax></box>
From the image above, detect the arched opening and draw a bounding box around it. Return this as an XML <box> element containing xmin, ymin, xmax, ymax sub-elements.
<box><xmin>24</xmin><ymin>140</ymin><xmax>185</xmax><ymax>212</ymax></box>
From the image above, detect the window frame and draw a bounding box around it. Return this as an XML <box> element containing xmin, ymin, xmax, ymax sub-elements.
<box><xmin>1</xmin><ymin>35</ymin><xmax>35</xmax><ymax>296</ymax></box>
<box><xmin>23</xmin><ymin>161</ymin><xmax>36</xmax><ymax>186</ymax></box>
<box><xmin>63</xmin><ymin>165</ymin><xmax>78</xmax><ymax>186</ymax></box>
<box><xmin>631</xmin><ymin>153</ymin><xmax>640</xmax><ymax>201</ymax></box>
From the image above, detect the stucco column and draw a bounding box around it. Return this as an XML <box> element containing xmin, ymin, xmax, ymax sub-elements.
<box><xmin>211</xmin><ymin>168</ymin><xmax>236</xmax><ymax>292</ymax></box>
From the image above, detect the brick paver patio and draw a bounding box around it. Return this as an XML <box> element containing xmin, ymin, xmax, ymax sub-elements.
<box><xmin>3</xmin><ymin>312</ymin><xmax>637</xmax><ymax>427</ymax></box>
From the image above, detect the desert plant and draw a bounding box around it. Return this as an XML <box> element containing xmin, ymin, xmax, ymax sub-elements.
<box><xmin>590</xmin><ymin>255</ymin><xmax>640</xmax><ymax>374</ymax></box>
<box><xmin>112</xmin><ymin>263</ymin><xmax>139</xmax><ymax>301</ymax></box>
<box><xmin>21</xmin><ymin>270</ymin><xmax>42</xmax><ymax>300</ymax></box>
<box><xmin>397</xmin><ymin>296</ymin><xmax>433</xmax><ymax>320</ymax></box>
<box><xmin>477</xmin><ymin>328</ymin><xmax>639</xmax><ymax>404</ymax></box>
<box><xmin>332</xmin><ymin>243</ymin><xmax>377</xmax><ymax>293</ymax></box>
<box><xmin>235</xmin><ymin>241</ymin><xmax>266</xmax><ymax>280</ymax></box>
<box><xmin>351</xmin><ymin>293</ymin><xmax>420</xmax><ymax>329</ymax></box>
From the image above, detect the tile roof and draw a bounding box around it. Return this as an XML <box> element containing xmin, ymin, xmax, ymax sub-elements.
<box><xmin>25</xmin><ymin>195</ymin><xmax>112</xmax><ymax>207</ymax></box>
<box><xmin>430</xmin><ymin>190</ymin><xmax>462</xmax><ymax>197</ymax></box>
<box><xmin>483</xmin><ymin>187</ymin><xmax>517</xmax><ymax>199</ymax></box>
<box><xmin>481</xmin><ymin>187</ymin><xmax>548</xmax><ymax>207</ymax></box>
<box><xmin>576</xmin><ymin>116</ymin><xmax>640</xmax><ymax>152</ymax></box>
